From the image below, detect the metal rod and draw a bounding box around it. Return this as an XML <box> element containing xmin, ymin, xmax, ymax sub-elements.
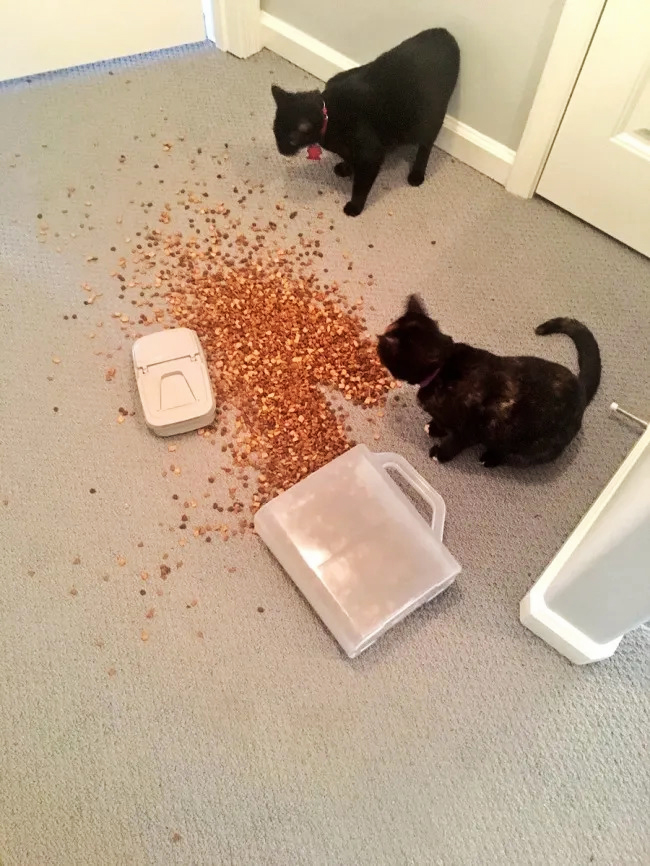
<box><xmin>610</xmin><ymin>402</ymin><xmax>648</xmax><ymax>429</ymax></box>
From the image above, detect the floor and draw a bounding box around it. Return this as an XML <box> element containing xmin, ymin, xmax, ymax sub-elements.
<box><xmin>0</xmin><ymin>43</ymin><xmax>648</xmax><ymax>866</ymax></box>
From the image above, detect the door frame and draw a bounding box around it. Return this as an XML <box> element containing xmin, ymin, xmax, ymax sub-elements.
<box><xmin>203</xmin><ymin>0</ymin><xmax>261</xmax><ymax>58</ymax></box>
<box><xmin>506</xmin><ymin>0</ymin><xmax>607</xmax><ymax>198</ymax></box>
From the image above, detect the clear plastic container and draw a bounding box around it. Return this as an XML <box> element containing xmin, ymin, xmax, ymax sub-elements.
<box><xmin>254</xmin><ymin>445</ymin><xmax>461</xmax><ymax>657</ymax></box>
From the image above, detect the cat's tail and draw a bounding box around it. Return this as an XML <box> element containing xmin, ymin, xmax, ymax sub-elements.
<box><xmin>535</xmin><ymin>317</ymin><xmax>601</xmax><ymax>404</ymax></box>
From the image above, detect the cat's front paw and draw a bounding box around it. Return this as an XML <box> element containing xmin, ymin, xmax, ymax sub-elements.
<box><xmin>408</xmin><ymin>169</ymin><xmax>425</xmax><ymax>187</ymax></box>
<box><xmin>429</xmin><ymin>443</ymin><xmax>453</xmax><ymax>462</ymax></box>
<box><xmin>334</xmin><ymin>161</ymin><xmax>353</xmax><ymax>177</ymax></box>
<box><xmin>343</xmin><ymin>201</ymin><xmax>363</xmax><ymax>217</ymax></box>
<box><xmin>430</xmin><ymin>439</ymin><xmax>460</xmax><ymax>463</ymax></box>
<box><xmin>427</xmin><ymin>419</ymin><xmax>445</xmax><ymax>438</ymax></box>
<box><xmin>479</xmin><ymin>449</ymin><xmax>504</xmax><ymax>468</ymax></box>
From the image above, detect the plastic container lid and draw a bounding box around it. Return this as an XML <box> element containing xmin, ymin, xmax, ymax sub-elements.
<box><xmin>254</xmin><ymin>445</ymin><xmax>461</xmax><ymax>657</ymax></box>
<box><xmin>132</xmin><ymin>328</ymin><xmax>215</xmax><ymax>437</ymax></box>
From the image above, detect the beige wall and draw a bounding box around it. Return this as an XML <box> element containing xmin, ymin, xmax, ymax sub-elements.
<box><xmin>0</xmin><ymin>0</ymin><xmax>205</xmax><ymax>82</ymax></box>
<box><xmin>262</xmin><ymin>0</ymin><xmax>565</xmax><ymax>150</ymax></box>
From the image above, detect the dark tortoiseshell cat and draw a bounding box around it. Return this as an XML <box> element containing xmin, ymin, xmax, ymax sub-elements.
<box><xmin>271</xmin><ymin>29</ymin><xmax>459</xmax><ymax>216</ymax></box>
<box><xmin>378</xmin><ymin>295</ymin><xmax>601</xmax><ymax>467</ymax></box>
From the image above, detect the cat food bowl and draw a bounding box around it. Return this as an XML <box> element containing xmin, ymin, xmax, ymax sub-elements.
<box><xmin>255</xmin><ymin>445</ymin><xmax>461</xmax><ymax>657</ymax></box>
<box><xmin>132</xmin><ymin>328</ymin><xmax>215</xmax><ymax>437</ymax></box>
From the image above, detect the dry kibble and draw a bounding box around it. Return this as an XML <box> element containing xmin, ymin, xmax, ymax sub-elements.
<box><xmin>116</xmin><ymin>555</ymin><xmax>127</xmax><ymax>566</ymax></box>
<box><xmin>106</xmin><ymin>188</ymin><xmax>390</xmax><ymax>522</ymax></box>
<box><xmin>140</xmin><ymin>630</ymin><xmax>149</xmax><ymax>641</ymax></box>
<box><xmin>156</xmin><ymin>230</ymin><xmax>389</xmax><ymax>502</ymax></box>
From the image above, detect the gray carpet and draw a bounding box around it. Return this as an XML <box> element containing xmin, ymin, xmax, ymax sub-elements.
<box><xmin>1</xmin><ymin>42</ymin><xmax>648</xmax><ymax>866</ymax></box>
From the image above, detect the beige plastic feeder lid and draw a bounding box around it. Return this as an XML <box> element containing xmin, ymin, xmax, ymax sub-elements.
<box><xmin>132</xmin><ymin>328</ymin><xmax>215</xmax><ymax>437</ymax></box>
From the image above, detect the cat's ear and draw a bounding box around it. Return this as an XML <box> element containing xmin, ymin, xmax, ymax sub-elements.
<box><xmin>406</xmin><ymin>294</ymin><xmax>428</xmax><ymax>317</ymax></box>
<box><xmin>271</xmin><ymin>85</ymin><xmax>290</xmax><ymax>106</ymax></box>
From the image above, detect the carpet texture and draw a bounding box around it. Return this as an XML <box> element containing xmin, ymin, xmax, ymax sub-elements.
<box><xmin>1</xmin><ymin>43</ymin><xmax>648</xmax><ymax>866</ymax></box>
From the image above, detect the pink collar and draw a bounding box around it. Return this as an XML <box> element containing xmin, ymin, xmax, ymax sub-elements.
<box><xmin>306</xmin><ymin>102</ymin><xmax>329</xmax><ymax>161</ymax></box>
<box><xmin>419</xmin><ymin>367</ymin><xmax>440</xmax><ymax>389</ymax></box>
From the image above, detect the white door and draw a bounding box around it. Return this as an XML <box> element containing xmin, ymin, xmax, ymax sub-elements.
<box><xmin>537</xmin><ymin>0</ymin><xmax>650</xmax><ymax>257</ymax></box>
<box><xmin>0</xmin><ymin>0</ymin><xmax>207</xmax><ymax>83</ymax></box>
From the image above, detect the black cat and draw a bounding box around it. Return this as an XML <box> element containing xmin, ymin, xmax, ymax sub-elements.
<box><xmin>271</xmin><ymin>29</ymin><xmax>460</xmax><ymax>216</ymax></box>
<box><xmin>377</xmin><ymin>295</ymin><xmax>601</xmax><ymax>467</ymax></box>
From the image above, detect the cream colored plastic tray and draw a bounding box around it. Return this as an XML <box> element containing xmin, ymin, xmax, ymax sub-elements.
<box><xmin>132</xmin><ymin>328</ymin><xmax>215</xmax><ymax>437</ymax></box>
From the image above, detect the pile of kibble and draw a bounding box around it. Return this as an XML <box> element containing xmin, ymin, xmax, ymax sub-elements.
<box><xmin>115</xmin><ymin>197</ymin><xmax>394</xmax><ymax>508</ymax></box>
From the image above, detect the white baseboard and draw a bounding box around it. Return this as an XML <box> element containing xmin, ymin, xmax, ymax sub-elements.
<box><xmin>261</xmin><ymin>11</ymin><xmax>357</xmax><ymax>81</ymax></box>
<box><xmin>260</xmin><ymin>12</ymin><xmax>516</xmax><ymax>186</ymax></box>
<box><xmin>435</xmin><ymin>117</ymin><xmax>515</xmax><ymax>186</ymax></box>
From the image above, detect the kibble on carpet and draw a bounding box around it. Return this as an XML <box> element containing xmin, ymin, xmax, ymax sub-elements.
<box><xmin>0</xmin><ymin>42</ymin><xmax>648</xmax><ymax>866</ymax></box>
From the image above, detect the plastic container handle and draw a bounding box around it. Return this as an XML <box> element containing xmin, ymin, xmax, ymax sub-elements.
<box><xmin>373</xmin><ymin>452</ymin><xmax>447</xmax><ymax>540</ymax></box>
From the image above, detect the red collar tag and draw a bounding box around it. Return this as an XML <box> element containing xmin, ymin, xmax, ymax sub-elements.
<box><xmin>306</xmin><ymin>102</ymin><xmax>328</xmax><ymax>161</ymax></box>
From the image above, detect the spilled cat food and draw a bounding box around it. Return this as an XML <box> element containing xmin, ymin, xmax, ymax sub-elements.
<box><xmin>114</xmin><ymin>194</ymin><xmax>393</xmax><ymax>509</ymax></box>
